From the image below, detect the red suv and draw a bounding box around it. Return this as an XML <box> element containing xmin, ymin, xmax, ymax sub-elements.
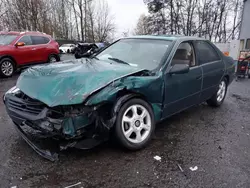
<box><xmin>0</xmin><ymin>31</ymin><xmax>60</xmax><ymax>77</ymax></box>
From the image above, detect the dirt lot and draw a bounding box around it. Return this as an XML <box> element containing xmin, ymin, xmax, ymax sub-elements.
<box><xmin>0</xmin><ymin>57</ymin><xmax>250</xmax><ymax>188</ymax></box>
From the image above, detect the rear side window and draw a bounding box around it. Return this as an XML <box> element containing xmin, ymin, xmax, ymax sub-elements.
<box><xmin>43</xmin><ymin>37</ymin><xmax>50</xmax><ymax>43</ymax></box>
<box><xmin>18</xmin><ymin>36</ymin><xmax>32</xmax><ymax>45</ymax></box>
<box><xmin>31</xmin><ymin>36</ymin><xmax>50</xmax><ymax>45</ymax></box>
<box><xmin>195</xmin><ymin>41</ymin><xmax>221</xmax><ymax>64</ymax></box>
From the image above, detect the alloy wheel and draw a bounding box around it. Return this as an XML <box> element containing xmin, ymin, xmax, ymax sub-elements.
<box><xmin>121</xmin><ymin>104</ymin><xmax>152</xmax><ymax>144</ymax></box>
<box><xmin>217</xmin><ymin>80</ymin><xmax>226</xmax><ymax>102</ymax></box>
<box><xmin>49</xmin><ymin>56</ymin><xmax>57</xmax><ymax>63</ymax></box>
<box><xmin>1</xmin><ymin>61</ymin><xmax>13</xmax><ymax>76</ymax></box>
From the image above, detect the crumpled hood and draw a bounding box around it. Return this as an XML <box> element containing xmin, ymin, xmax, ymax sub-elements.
<box><xmin>17</xmin><ymin>59</ymin><xmax>143</xmax><ymax>107</ymax></box>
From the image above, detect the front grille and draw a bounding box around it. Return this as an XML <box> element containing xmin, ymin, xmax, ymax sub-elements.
<box><xmin>7</xmin><ymin>92</ymin><xmax>45</xmax><ymax>115</ymax></box>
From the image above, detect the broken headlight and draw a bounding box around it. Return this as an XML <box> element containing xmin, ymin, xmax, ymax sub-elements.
<box><xmin>3</xmin><ymin>86</ymin><xmax>20</xmax><ymax>102</ymax></box>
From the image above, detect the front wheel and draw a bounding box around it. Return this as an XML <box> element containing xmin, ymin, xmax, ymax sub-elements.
<box><xmin>207</xmin><ymin>78</ymin><xmax>228</xmax><ymax>107</ymax></box>
<box><xmin>0</xmin><ymin>58</ymin><xmax>15</xmax><ymax>77</ymax></box>
<box><xmin>115</xmin><ymin>98</ymin><xmax>155</xmax><ymax>150</ymax></box>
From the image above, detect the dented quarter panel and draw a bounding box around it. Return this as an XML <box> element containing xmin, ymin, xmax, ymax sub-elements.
<box><xmin>16</xmin><ymin>59</ymin><xmax>144</xmax><ymax>107</ymax></box>
<box><xmin>85</xmin><ymin>73</ymin><xmax>165</xmax><ymax>121</ymax></box>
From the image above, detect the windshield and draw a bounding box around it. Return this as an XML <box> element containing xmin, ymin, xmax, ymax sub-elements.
<box><xmin>0</xmin><ymin>34</ymin><xmax>18</xmax><ymax>45</ymax></box>
<box><xmin>96</xmin><ymin>38</ymin><xmax>172</xmax><ymax>70</ymax></box>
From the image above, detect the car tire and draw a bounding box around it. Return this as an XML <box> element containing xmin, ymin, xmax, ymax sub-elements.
<box><xmin>48</xmin><ymin>55</ymin><xmax>59</xmax><ymax>63</ymax></box>
<box><xmin>114</xmin><ymin>98</ymin><xmax>155</xmax><ymax>150</ymax></box>
<box><xmin>67</xmin><ymin>49</ymin><xmax>70</xmax><ymax>53</ymax></box>
<box><xmin>207</xmin><ymin>77</ymin><xmax>228</xmax><ymax>107</ymax></box>
<box><xmin>75</xmin><ymin>52</ymin><xmax>82</xmax><ymax>59</ymax></box>
<box><xmin>0</xmin><ymin>58</ymin><xmax>15</xmax><ymax>77</ymax></box>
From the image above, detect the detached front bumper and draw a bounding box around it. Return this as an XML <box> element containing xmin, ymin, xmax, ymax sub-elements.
<box><xmin>3</xmin><ymin>92</ymin><xmax>109</xmax><ymax>161</ymax></box>
<box><xmin>14</xmin><ymin>122</ymin><xmax>59</xmax><ymax>161</ymax></box>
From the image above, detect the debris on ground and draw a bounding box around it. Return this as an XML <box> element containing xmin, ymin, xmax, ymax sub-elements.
<box><xmin>189</xmin><ymin>166</ymin><xmax>198</xmax><ymax>171</ymax></box>
<box><xmin>177</xmin><ymin>164</ymin><xmax>184</xmax><ymax>172</ymax></box>
<box><xmin>11</xmin><ymin>186</ymin><xmax>17</xmax><ymax>188</ymax></box>
<box><xmin>64</xmin><ymin>182</ymin><xmax>82</xmax><ymax>188</ymax></box>
<box><xmin>154</xmin><ymin>156</ymin><xmax>161</xmax><ymax>161</ymax></box>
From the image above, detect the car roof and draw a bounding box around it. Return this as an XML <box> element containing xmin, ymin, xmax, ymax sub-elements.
<box><xmin>124</xmin><ymin>35</ymin><xmax>206</xmax><ymax>41</ymax></box>
<box><xmin>0</xmin><ymin>31</ymin><xmax>51</xmax><ymax>37</ymax></box>
<box><xmin>0</xmin><ymin>31</ymin><xmax>20</xmax><ymax>35</ymax></box>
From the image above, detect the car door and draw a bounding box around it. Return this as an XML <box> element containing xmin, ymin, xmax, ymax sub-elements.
<box><xmin>30</xmin><ymin>36</ymin><xmax>48</xmax><ymax>63</ymax></box>
<box><xmin>14</xmin><ymin>35</ymin><xmax>36</xmax><ymax>65</ymax></box>
<box><xmin>163</xmin><ymin>41</ymin><xmax>202</xmax><ymax>118</ymax></box>
<box><xmin>194</xmin><ymin>41</ymin><xmax>224</xmax><ymax>102</ymax></box>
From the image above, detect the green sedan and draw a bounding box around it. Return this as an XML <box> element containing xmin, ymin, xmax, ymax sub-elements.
<box><xmin>3</xmin><ymin>35</ymin><xmax>236</xmax><ymax>161</ymax></box>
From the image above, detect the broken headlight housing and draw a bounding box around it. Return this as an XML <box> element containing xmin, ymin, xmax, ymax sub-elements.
<box><xmin>3</xmin><ymin>86</ymin><xmax>21</xmax><ymax>102</ymax></box>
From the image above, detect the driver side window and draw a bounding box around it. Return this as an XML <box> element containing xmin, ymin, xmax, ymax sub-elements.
<box><xmin>18</xmin><ymin>36</ymin><xmax>33</xmax><ymax>45</ymax></box>
<box><xmin>171</xmin><ymin>42</ymin><xmax>196</xmax><ymax>67</ymax></box>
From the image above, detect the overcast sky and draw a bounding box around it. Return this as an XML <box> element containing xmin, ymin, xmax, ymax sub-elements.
<box><xmin>108</xmin><ymin>0</ymin><xmax>148</xmax><ymax>39</ymax></box>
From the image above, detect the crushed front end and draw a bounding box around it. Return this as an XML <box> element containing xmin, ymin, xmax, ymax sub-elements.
<box><xmin>3</xmin><ymin>87</ymin><xmax>112</xmax><ymax>161</ymax></box>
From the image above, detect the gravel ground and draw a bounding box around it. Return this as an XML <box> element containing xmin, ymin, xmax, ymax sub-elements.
<box><xmin>0</xmin><ymin>56</ymin><xmax>250</xmax><ymax>188</ymax></box>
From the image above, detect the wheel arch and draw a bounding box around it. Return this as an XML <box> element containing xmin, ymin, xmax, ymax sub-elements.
<box><xmin>48</xmin><ymin>53</ymin><xmax>60</xmax><ymax>62</ymax></box>
<box><xmin>224</xmin><ymin>75</ymin><xmax>229</xmax><ymax>84</ymax></box>
<box><xmin>0</xmin><ymin>55</ymin><xmax>17</xmax><ymax>68</ymax></box>
<box><xmin>113</xmin><ymin>90</ymin><xmax>162</xmax><ymax>123</ymax></box>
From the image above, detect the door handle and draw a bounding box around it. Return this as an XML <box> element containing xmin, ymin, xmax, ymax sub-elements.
<box><xmin>31</xmin><ymin>48</ymin><xmax>36</xmax><ymax>50</ymax></box>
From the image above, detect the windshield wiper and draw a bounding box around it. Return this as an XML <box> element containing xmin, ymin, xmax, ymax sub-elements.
<box><xmin>91</xmin><ymin>56</ymin><xmax>99</xmax><ymax>60</ymax></box>
<box><xmin>108</xmin><ymin>57</ymin><xmax>130</xmax><ymax>66</ymax></box>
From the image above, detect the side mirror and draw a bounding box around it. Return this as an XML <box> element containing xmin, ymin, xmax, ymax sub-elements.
<box><xmin>15</xmin><ymin>42</ymin><xmax>25</xmax><ymax>47</ymax></box>
<box><xmin>169</xmin><ymin>64</ymin><xmax>190</xmax><ymax>74</ymax></box>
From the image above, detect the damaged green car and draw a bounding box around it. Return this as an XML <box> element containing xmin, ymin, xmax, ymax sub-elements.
<box><xmin>3</xmin><ymin>36</ymin><xmax>235</xmax><ymax>161</ymax></box>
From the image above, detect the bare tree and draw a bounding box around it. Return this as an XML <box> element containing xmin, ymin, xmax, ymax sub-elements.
<box><xmin>94</xmin><ymin>0</ymin><xmax>115</xmax><ymax>42</ymax></box>
<box><xmin>0</xmin><ymin>0</ymin><xmax>6</xmax><ymax>30</ymax></box>
<box><xmin>140</xmin><ymin>0</ymin><xmax>243</xmax><ymax>42</ymax></box>
<box><xmin>0</xmin><ymin>0</ymin><xmax>116</xmax><ymax>42</ymax></box>
<box><xmin>134</xmin><ymin>14</ymin><xmax>150</xmax><ymax>35</ymax></box>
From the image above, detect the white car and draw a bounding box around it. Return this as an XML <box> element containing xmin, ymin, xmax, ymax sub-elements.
<box><xmin>59</xmin><ymin>44</ymin><xmax>76</xmax><ymax>53</ymax></box>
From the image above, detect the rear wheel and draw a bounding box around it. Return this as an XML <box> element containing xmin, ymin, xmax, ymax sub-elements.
<box><xmin>115</xmin><ymin>98</ymin><xmax>155</xmax><ymax>150</ymax></box>
<box><xmin>48</xmin><ymin>55</ymin><xmax>59</xmax><ymax>63</ymax></box>
<box><xmin>0</xmin><ymin>58</ymin><xmax>15</xmax><ymax>77</ymax></box>
<box><xmin>207</xmin><ymin>78</ymin><xmax>227</xmax><ymax>107</ymax></box>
